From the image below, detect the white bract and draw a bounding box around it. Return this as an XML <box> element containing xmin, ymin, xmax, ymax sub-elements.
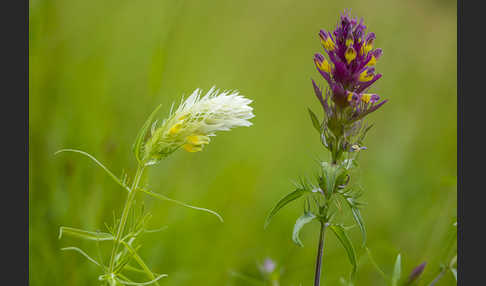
<box><xmin>143</xmin><ymin>87</ymin><xmax>254</xmax><ymax>164</ymax></box>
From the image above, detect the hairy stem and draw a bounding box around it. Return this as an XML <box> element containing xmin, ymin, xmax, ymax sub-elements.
<box><xmin>108</xmin><ymin>165</ymin><xmax>145</xmax><ymax>273</ymax></box>
<box><xmin>314</xmin><ymin>221</ymin><xmax>327</xmax><ymax>286</ymax></box>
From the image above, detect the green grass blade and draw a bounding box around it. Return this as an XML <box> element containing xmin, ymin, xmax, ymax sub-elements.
<box><xmin>329</xmin><ymin>224</ymin><xmax>358</xmax><ymax>279</ymax></box>
<box><xmin>59</xmin><ymin>226</ymin><xmax>114</xmax><ymax>241</ymax></box>
<box><xmin>138</xmin><ymin>188</ymin><xmax>224</xmax><ymax>222</ymax></box>
<box><xmin>391</xmin><ymin>253</ymin><xmax>401</xmax><ymax>286</ymax></box>
<box><xmin>54</xmin><ymin>149</ymin><xmax>129</xmax><ymax>192</ymax></box>
<box><xmin>292</xmin><ymin>211</ymin><xmax>316</xmax><ymax>247</ymax></box>
<box><xmin>264</xmin><ymin>188</ymin><xmax>308</xmax><ymax>229</ymax></box>
<box><xmin>61</xmin><ymin>247</ymin><xmax>102</xmax><ymax>268</ymax></box>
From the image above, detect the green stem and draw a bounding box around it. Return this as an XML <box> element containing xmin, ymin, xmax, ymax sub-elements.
<box><xmin>108</xmin><ymin>165</ymin><xmax>145</xmax><ymax>273</ymax></box>
<box><xmin>314</xmin><ymin>221</ymin><xmax>327</xmax><ymax>286</ymax></box>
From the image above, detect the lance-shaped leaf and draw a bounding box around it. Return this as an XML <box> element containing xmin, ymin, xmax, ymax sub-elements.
<box><xmin>391</xmin><ymin>253</ymin><xmax>402</xmax><ymax>286</ymax></box>
<box><xmin>329</xmin><ymin>224</ymin><xmax>357</xmax><ymax>279</ymax></box>
<box><xmin>308</xmin><ymin>108</ymin><xmax>322</xmax><ymax>133</ymax></box>
<box><xmin>264</xmin><ymin>188</ymin><xmax>309</xmax><ymax>229</ymax></box>
<box><xmin>292</xmin><ymin>212</ymin><xmax>317</xmax><ymax>247</ymax></box>
<box><xmin>132</xmin><ymin>104</ymin><xmax>162</xmax><ymax>165</ymax></box>
<box><xmin>345</xmin><ymin>198</ymin><xmax>366</xmax><ymax>246</ymax></box>
<box><xmin>59</xmin><ymin>226</ymin><xmax>114</xmax><ymax>241</ymax></box>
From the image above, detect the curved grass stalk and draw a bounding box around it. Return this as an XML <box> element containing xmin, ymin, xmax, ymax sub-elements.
<box><xmin>54</xmin><ymin>149</ymin><xmax>130</xmax><ymax>192</ymax></box>
<box><xmin>61</xmin><ymin>247</ymin><xmax>102</xmax><ymax>268</ymax></box>
<box><xmin>138</xmin><ymin>187</ymin><xmax>224</xmax><ymax>222</ymax></box>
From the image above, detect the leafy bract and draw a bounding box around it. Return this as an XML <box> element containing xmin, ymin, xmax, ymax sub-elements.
<box><xmin>132</xmin><ymin>104</ymin><xmax>162</xmax><ymax>165</ymax></box>
<box><xmin>321</xmin><ymin>162</ymin><xmax>345</xmax><ymax>194</ymax></box>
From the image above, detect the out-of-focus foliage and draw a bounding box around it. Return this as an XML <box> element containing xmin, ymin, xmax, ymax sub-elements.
<box><xmin>29</xmin><ymin>0</ymin><xmax>456</xmax><ymax>285</ymax></box>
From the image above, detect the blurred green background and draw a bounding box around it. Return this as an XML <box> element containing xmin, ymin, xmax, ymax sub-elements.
<box><xmin>29</xmin><ymin>0</ymin><xmax>457</xmax><ymax>285</ymax></box>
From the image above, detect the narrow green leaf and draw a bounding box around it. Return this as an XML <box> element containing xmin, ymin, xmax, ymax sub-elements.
<box><xmin>54</xmin><ymin>149</ymin><xmax>129</xmax><ymax>192</ymax></box>
<box><xmin>116</xmin><ymin>274</ymin><xmax>168</xmax><ymax>286</ymax></box>
<box><xmin>329</xmin><ymin>224</ymin><xmax>358</xmax><ymax>279</ymax></box>
<box><xmin>61</xmin><ymin>247</ymin><xmax>102</xmax><ymax>268</ymax></box>
<box><xmin>132</xmin><ymin>104</ymin><xmax>162</xmax><ymax>165</ymax></box>
<box><xmin>292</xmin><ymin>212</ymin><xmax>317</xmax><ymax>247</ymax></box>
<box><xmin>391</xmin><ymin>253</ymin><xmax>401</xmax><ymax>286</ymax></box>
<box><xmin>345</xmin><ymin>198</ymin><xmax>366</xmax><ymax>246</ymax></box>
<box><xmin>59</xmin><ymin>226</ymin><xmax>114</xmax><ymax>241</ymax></box>
<box><xmin>264</xmin><ymin>188</ymin><xmax>308</xmax><ymax>229</ymax></box>
<box><xmin>138</xmin><ymin>188</ymin><xmax>224</xmax><ymax>222</ymax></box>
<box><xmin>308</xmin><ymin>108</ymin><xmax>321</xmax><ymax>133</ymax></box>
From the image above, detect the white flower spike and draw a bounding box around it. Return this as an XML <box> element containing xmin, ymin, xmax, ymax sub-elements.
<box><xmin>142</xmin><ymin>86</ymin><xmax>254</xmax><ymax>164</ymax></box>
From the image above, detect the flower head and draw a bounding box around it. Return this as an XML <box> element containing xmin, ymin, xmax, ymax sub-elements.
<box><xmin>142</xmin><ymin>87</ymin><xmax>254</xmax><ymax>164</ymax></box>
<box><xmin>312</xmin><ymin>10</ymin><xmax>387</xmax><ymax>124</ymax></box>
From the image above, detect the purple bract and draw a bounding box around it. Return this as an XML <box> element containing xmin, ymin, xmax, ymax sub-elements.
<box><xmin>312</xmin><ymin>11</ymin><xmax>387</xmax><ymax>123</ymax></box>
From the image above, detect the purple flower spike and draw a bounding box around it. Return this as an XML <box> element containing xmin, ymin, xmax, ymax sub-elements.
<box><xmin>311</xmin><ymin>10</ymin><xmax>387</xmax><ymax>124</ymax></box>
